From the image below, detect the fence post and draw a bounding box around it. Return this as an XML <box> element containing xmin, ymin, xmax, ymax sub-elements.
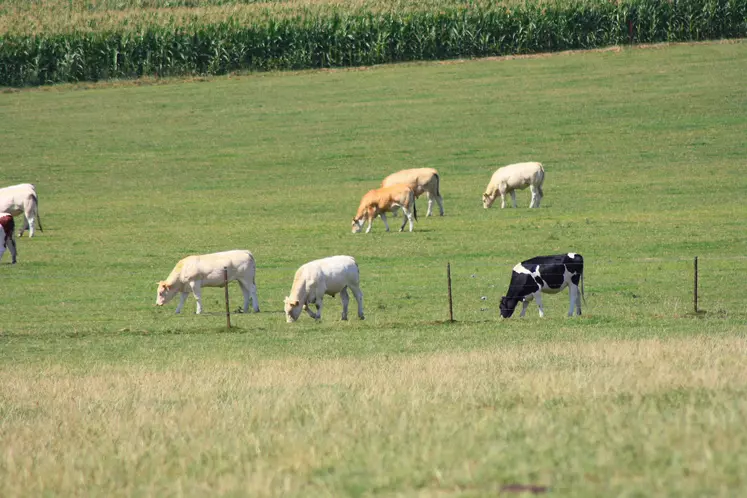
<box><xmin>693</xmin><ymin>256</ymin><xmax>698</xmax><ymax>314</ymax></box>
<box><xmin>224</xmin><ymin>267</ymin><xmax>231</xmax><ymax>328</ymax></box>
<box><xmin>447</xmin><ymin>262</ymin><xmax>454</xmax><ymax>322</ymax></box>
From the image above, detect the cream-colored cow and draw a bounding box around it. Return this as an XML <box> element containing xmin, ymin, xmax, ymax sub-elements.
<box><xmin>382</xmin><ymin>168</ymin><xmax>443</xmax><ymax>216</ymax></box>
<box><xmin>156</xmin><ymin>250</ymin><xmax>259</xmax><ymax>314</ymax></box>
<box><xmin>284</xmin><ymin>255</ymin><xmax>364</xmax><ymax>322</ymax></box>
<box><xmin>0</xmin><ymin>183</ymin><xmax>43</xmax><ymax>237</ymax></box>
<box><xmin>483</xmin><ymin>162</ymin><xmax>545</xmax><ymax>209</ymax></box>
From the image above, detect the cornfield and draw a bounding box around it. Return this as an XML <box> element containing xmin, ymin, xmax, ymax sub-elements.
<box><xmin>1</xmin><ymin>0</ymin><xmax>745</xmax><ymax>86</ymax></box>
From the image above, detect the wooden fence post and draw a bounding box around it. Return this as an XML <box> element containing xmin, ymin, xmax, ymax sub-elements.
<box><xmin>693</xmin><ymin>256</ymin><xmax>698</xmax><ymax>314</ymax></box>
<box><xmin>447</xmin><ymin>262</ymin><xmax>454</xmax><ymax>322</ymax></box>
<box><xmin>224</xmin><ymin>267</ymin><xmax>231</xmax><ymax>328</ymax></box>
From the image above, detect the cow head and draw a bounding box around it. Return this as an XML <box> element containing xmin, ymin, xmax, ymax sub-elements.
<box><xmin>499</xmin><ymin>296</ymin><xmax>520</xmax><ymax>318</ymax></box>
<box><xmin>351</xmin><ymin>218</ymin><xmax>364</xmax><ymax>234</ymax></box>
<box><xmin>482</xmin><ymin>192</ymin><xmax>496</xmax><ymax>209</ymax></box>
<box><xmin>284</xmin><ymin>297</ymin><xmax>303</xmax><ymax>322</ymax></box>
<box><xmin>156</xmin><ymin>281</ymin><xmax>178</xmax><ymax>306</ymax></box>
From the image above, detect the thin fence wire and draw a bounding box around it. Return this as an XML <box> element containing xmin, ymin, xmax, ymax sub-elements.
<box><xmin>2</xmin><ymin>257</ymin><xmax>745</xmax><ymax>324</ymax></box>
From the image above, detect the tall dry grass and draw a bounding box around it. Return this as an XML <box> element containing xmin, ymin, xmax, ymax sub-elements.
<box><xmin>2</xmin><ymin>336</ymin><xmax>746</xmax><ymax>496</ymax></box>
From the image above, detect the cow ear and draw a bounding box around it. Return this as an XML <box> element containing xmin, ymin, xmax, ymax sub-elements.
<box><xmin>293</xmin><ymin>300</ymin><xmax>299</xmax><ymax>307</ymax></box>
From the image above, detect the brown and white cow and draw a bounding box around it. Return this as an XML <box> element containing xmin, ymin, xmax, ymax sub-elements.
<box><xmin>352</xmin><ymin>184</ymin><xmax>417</xmax><ymax>233</ymax></box>
<box><xmin>0</xmin><ymin>212</ymin><xmax>18</xmax><ymax>264</ymax></box>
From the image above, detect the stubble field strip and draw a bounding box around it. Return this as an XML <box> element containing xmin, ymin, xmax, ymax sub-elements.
<box><xmin>1</xmin><ymin>41</ymin><xmax>746</xmax><ymax>495</ymax></box>
<box><xmin>2</xmin><ymin>336</ymin><xmax>747</xmax><ymax>496</ymax></box>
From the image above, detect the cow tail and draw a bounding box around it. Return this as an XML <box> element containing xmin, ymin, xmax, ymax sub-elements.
<box><xmin>581</xmin><ymin>271</ymin><xmax>586</xmax><ymax>304</ymax></box>
<box><xmin>34</xmin><ymin>196</ymin><xmax>44</xmax><ymax>232</ymax></box>
<box><xmin>412</xmin><ymin>196</ymin><xmax>418</xmax><ymax>221</ymax></box>
<box><xmin>434</xmin><ymin>173</ymin><xmax>441</xmax><ymax>198</ymax></box>
<box><xmin>27</xmin><ymin>194</ymin><xmax>44</xmax><ymax>232</ymax></box>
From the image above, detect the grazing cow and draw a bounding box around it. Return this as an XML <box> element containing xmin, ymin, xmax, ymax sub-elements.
<box><xmin>156</xmin><ymin>250</ymin><xmax>260</xmax><ymax>314</ymax></box>
<box><xmin>352</xmin><ymin>184</ymin><xmax>417</xmax><ymax>233</ymax></box>
<box><xmin>382</xmin><ymin>168</ymin><xmax>444</xmax><ymax>217</ymax></box>
<box><xmin>0</xmin><ymin>183</ymin><xmax>43</xmax><ymax>237</ymax></box>
<box><xmin>482</xmin><ymin>162</ymin><xmax>545</xmax><ymax>209</ymax></box>
<box><xmin>0</xmin><ymin>212</ymin><xmax>17</xmax><ymax>264</ymax></box>
<box><xmin>284</xmin><ymin>255</ymin><xmax>364</xmax><ymax>322</ymax></box>
<box><xmin>499</xmin><ymin>253</ymin><xmax>584</xmax><ymax>318</ymax></box>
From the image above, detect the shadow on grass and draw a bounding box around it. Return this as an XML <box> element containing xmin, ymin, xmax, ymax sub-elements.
<box><xmin>113</xmin><ymin>326</ymin><xmax>261</xmax><ymax>336</ymax></box>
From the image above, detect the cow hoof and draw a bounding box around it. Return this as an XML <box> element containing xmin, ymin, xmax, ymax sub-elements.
<box><xmin>359</xmin><ymin>315</ymin><xmax>365</xmax><ymax>320</ymax></box>
<box><xmin>341</xmin><ymin>317</ymin><xmax>348</xmax><ymax>321</ymax></box>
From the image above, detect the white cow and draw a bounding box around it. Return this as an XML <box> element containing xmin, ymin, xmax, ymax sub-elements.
<box><xmin>382</xmin><ymin>168</ymin><xmax>444</xmax><ymax>217</ymax></box>
<box><xmin>0</xmin><ymin>183</ymin><xmax>43</xmax><ymax>237</ymax></box>
<box><xmin>156</xmin><ymin>250</ymin><xmax>260</xmax><ymax>314</ymax></box>
<box><xmin>284</xmin><ymin>255</ymin><xmax>364</xmax><ymax>322</ymax></box>
<box><xmin>482</xmin><ymin>162</ymin><xmax>545</xmax><ymax>209</ymax></box>
<box><xmin>0</xmin><ymin>212</ymin><xmax>17</xmax><ymax>264</ymax></box>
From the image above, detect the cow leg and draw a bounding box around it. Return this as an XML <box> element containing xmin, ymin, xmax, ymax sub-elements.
<box><xmin>304</xmin><ymin>303</ymin><xmax>318</xmax><ymax>319</ymax></box>
<box><xmin>340</xmin><ymin>288</ymin><xmax>350</xmax><ymax>321</ymax></box>
<box><xmin>535</xmin><ymin>292</ymin><xmax>545</xmax><ymax>318</ymax></box>
<box><xmin>519</xmin><ymin>299</ymin><xmax>529</xmax><ymax>317</ymax></box>
<box><xmin>26</xmin><ymin>218</ymin><xmax>35</xmax><ymax>238</ymax></box>
<box><xmin>380</xmin><ymin>213</ymin><xmax>390</xmax><ymax>232</ymax></box>
<box><xmin>529</xmin><ymin>186</ymin><xmax>536</xmax><ymax>208</ymax></box>
<box><xmin>400</xmin><ymin>207</ymin><xmax>413</xmax><ymax>232</ymax></box>
<box><xmin>237</xmin><ymin>280</ymin><xmax>251</xmax><ymax>313</ymax></box>
<box><xmin>250</xmin><ymin>281</ymin><xmax>260</xmax><ymax>313</ymax></box>
<box><xmin>348</xmin><ymin>283</ymin><xmax>364</xmax><ymax>319</ymax></box>
<box><xmin>401</xmin><ymin>205</ymin><xmax>415</xmax><ymax>232</ymax></box>
<box><xmin>510</xmin><ymin>190</ymin><xmax>517</xmax><ymax>209</ymax></box>
<box><xmin>568</xmin><ymin>284</ymin><xmax>577</xmax><ymax>317</ymax></box>
<box><xmin>0</xmin><ymin>245</ymin><xmax>4</xmax><ymax>264</ymax></box>
<box><xmin>311</xmin><ymin>301</ymin><xmax>323</xmax><ymax>320</ymax></box>
<box><xmin>391</xmin><ymin>206</ymin><xmax>400</xmax><ymax>217</ymax></box>
<box><xmin>175</xmin><ymin>291</ymin><xmax>189</xmax><ymax>314</ymax></box>
<box><xmin>436</xmin><ymin>193</ymin><xmax>444</xmax><ymax>216</ymax></box>
<box><xmin>426</xmin><ymin>193</ymin><xmax>433</xmax><ymax>217</ymax></box>
<box><xmin>575</xmin><ymin>284</ymin><xmax>582</xmax><ymax>316</ymax></box>
<box><xmin>190</xmin><ymin>280</ymin><xmax>204</xmax><ymax>314</ymax></box>
<box><xmin>8</xmin><ymin>236</ymin><xmax>17</xmax><ymax>264</ymax></box>
<box><xmin>500</xmin><ymin>192</ymin><xmax>506</xmax><ymax>209</ymax></box>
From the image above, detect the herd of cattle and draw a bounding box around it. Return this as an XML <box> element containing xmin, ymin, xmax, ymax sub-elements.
<box><xmin>2</xmin><ymin>161</ymin><xmax>585</xmax><ymax>320</ymax></box>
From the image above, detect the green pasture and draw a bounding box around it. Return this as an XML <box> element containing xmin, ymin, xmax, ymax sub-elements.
<box><xmin>1</xmin><ymin>41</ymin><xmax>746</xmax><ymax>496</ymax></box>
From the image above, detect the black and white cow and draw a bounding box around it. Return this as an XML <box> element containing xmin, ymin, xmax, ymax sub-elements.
<box><xmin>499</xmin><ymin>253</ymin><xmax>584</xmax><ymax>318</ymax></box>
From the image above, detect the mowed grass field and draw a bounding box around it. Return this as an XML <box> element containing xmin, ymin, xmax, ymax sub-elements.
<box><xmin>1</xmin><ymin>41</ymin><xmax>747</xmax><ymax>496</ymax></box>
